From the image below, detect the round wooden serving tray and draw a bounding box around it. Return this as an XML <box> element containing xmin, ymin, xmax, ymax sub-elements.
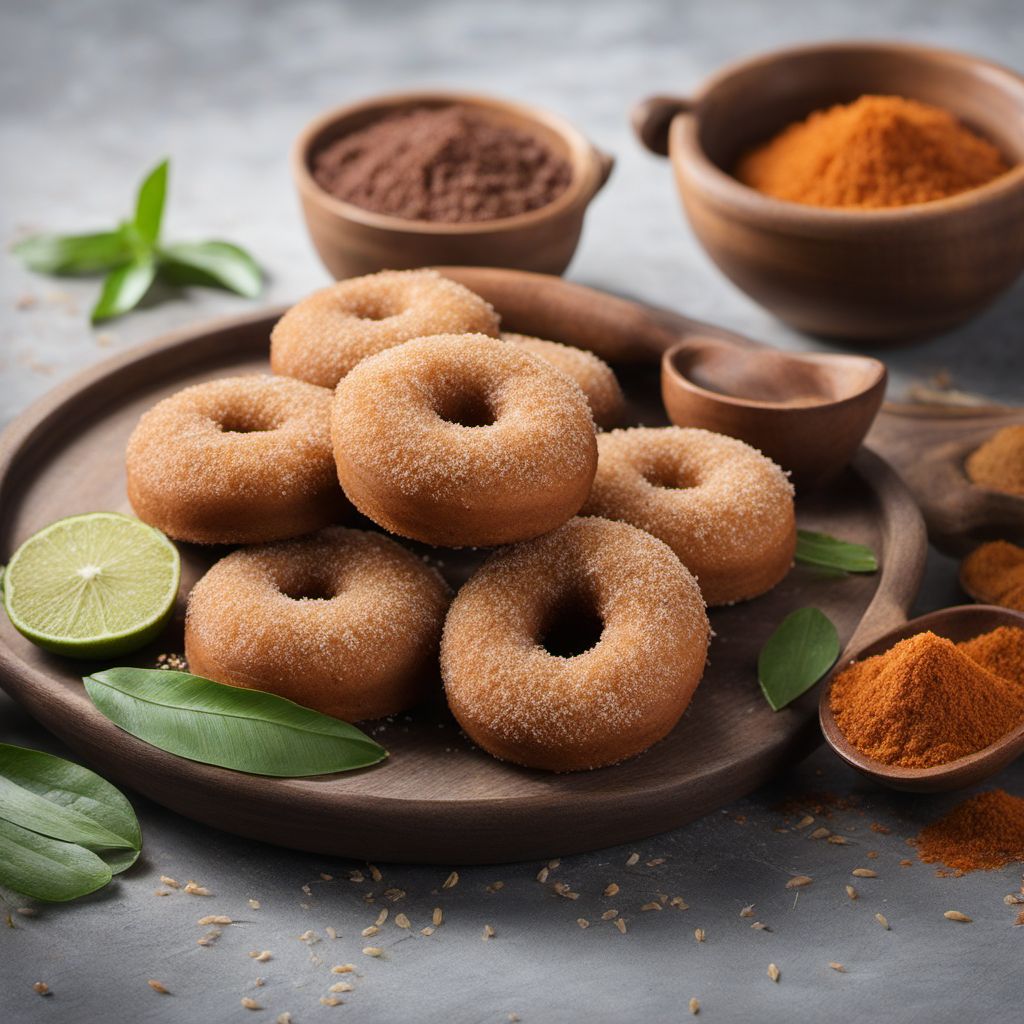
<box><xmin>0</xmin><ymin>270</ymin><xmax>926</xmax><ymax>864</ymax></box>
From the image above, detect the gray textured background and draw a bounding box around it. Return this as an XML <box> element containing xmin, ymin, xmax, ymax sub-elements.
<box><xmin>2</xmin><ymin>1</ymin><xmax>1023</xmax><ymax>1021</ymax></box>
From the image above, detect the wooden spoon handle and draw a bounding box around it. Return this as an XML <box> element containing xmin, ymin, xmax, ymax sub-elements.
<box><xmin>631</xmin><ymin>94</ymin><xmax>693</xmax><ymax>156</ymax></box>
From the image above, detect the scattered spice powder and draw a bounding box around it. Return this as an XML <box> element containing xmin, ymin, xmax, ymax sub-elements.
<box><xmin>829</xmin><ymin>632</ymin><xmax>1024</xmax><ymax>767</ymax></box>
<box><xmin>916</xmin><ymin>789</ymin><xmax>1024</xmax><ymax>872</ymax></box>
<box><xmin>965</xmin><ymin>426</ymin><xmax>1024</xmax><ymax>496</ymax></box>
<box><xmin>312</xmin><ymin>105</ymin><xmax>572</xmax><ymax>223</ymax></box>
<box><xmin>961</xmin><ymin>546</ymin><xmax>1024</xmax><ymax>613</ymax></box>
<box><xmin>736</xmin><ymin>95</ymin><xmax>1009</xmax><ymax>208</ymax></box>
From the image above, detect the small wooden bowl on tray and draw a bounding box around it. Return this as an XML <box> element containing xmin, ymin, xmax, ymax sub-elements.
<box><xmin>632</xmin><ymin>42</ymin><xmax>1024</xmax><ymax>343</ymax></box>
<box><xmin>292</xmin><ymin>90</ymin><xmax>613</xmax><ymax>280</ymax></box>
<box><xmin>819</xmin><ymin>604</ymin><xmax>1024</xmax><ymax>792</ymax></box>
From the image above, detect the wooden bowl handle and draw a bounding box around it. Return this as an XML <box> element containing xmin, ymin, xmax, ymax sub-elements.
<box><xmin>631</xmin><ymin>95</ymin><xmax>693</xmax><ymax>156</ymax></box>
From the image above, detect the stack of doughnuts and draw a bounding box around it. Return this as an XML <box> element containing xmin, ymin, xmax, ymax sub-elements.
<box><xmin>124</xmin><ymin>268</ymin><xmax>796</xmax><ymax>772</ymax></box>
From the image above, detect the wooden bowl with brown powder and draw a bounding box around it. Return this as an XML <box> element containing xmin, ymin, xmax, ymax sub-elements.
<box><xmin>632</xmin><ymin>42</ymin><xmax>1024</xmax><ymax>343</ymax></box>
<box><xmin>292</xmin><ymin>91</ymin><xmax>613</xmax><ymax>280</ymax></box>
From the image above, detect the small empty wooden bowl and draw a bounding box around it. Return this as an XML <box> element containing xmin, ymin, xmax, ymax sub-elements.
<box><xmin>633</xmin><ymin>42</ymin><xmax>1024</xmax><ymax>343</ymax></box>
<box><xmin>661</xmin><ymin>335</ymin><xmax>886</xmax><ymax>487</ymax></box>
<box><xmin>819</xmin><ymin>604</ymin><xmax>1024</xmax><ymax>792</ymax></box>
<box><xmin>293</xmin><ymin>90</ymin><xmax>613</xmax><ymax>280</ymax></box>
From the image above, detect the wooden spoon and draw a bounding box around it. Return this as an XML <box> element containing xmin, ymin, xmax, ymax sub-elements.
<box><xmin>819</xmin><ymin>604</ymin><xmax>1024</xmax><ymax>792</ymax></box>
<box><xmin>661</xmin><ymin>336</ymin><xmax>886</xmax><ymax>487</ymax></box>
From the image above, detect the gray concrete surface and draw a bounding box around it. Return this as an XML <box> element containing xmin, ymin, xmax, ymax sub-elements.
<box><xmin>1</xmin><ymin>1</ymin><xmax>1023</xmax><ymax>1021</ymax></box>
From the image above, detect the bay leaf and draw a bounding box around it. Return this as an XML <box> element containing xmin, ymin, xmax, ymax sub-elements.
<box><xmin>795</xmin><ymin>530</ymin><xmax>878</xmax><ymax>574</ymax></box>
<box><xmin>84</xmin><ymin>669</ymin><xmax>388</xmax><ymax>777</ymax></box>
<box><xmin>758</xmin><ymin>607</ymin><xmax>840</xmax><ymax>711</ymax></box>
<box><xmin>0</xmin><ymin>817</ymin><xmax>112</xmax><ymax>902</ymax></box>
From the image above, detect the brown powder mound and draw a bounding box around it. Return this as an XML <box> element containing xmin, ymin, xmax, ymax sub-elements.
<box><xmin>312</xmin><ymin>104</ymin><xmax>572</xmax><ymax>222</ymax></box>
<box><xmin>736</xmin><ymin>94</ymin><xmax>1009</xmax><ymax>209</ymax></box>
<box><xmin>829</xmin><ymin>631</ymin><xmax>1024</xmax><ymax>768</ymax></box>
<box><xmin>961</xmin><ymin>542</ymin><xmax>1024</xmax><ymax>612</ymax></box>
<box><xmin>958</xmin><ymin>625</ymin><xmax>1024</xmax><ymax>684</ymax></box>
<box><xmin>917</xmin><ymin>789</ymin><xmax>1024</xmax><ymax>872</ymax></box>
<box><xmin>965</xmin><ymin>427</ymin><xmax>1024</xmax><ymax>496</ymax></box>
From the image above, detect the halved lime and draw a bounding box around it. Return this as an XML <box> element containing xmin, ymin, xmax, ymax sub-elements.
<box><xmin>3</xmin><ymin>512</ymin><xmax>180</xmax><ymax>659</ymax></box>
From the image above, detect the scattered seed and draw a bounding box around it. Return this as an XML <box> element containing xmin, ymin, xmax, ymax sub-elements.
<box><xmin>852</xmin><ymin>868</ymin><xmax>877</xmax><ymax>878</ymax></box>
<box><xmin>375</xmin><ymin>909</ymin><xmax>389</xmax><ymax>927</ymax></box>
<box><xmin>160</xmin><ymin>876</ymin><xmax>181</xmax><ymax>889</ymax></box>
<box><xmin>362</xmin><ymin>947</ymin><xmax>384</xmax><ymax>957</ymax></box>
<box><xmin>384</xmin><ymin>887</ymin><xmax>406</xmax><ymax>902</ymax></box>
<box><xmin>32</xmin><ymin>982</ymin><xmax>50</xmax><ymax>996</ymax></box>
<box><xmin>362</xmin><ymin>926</ymin><xmax>380</xmax><ymax>938</ymax></box>
<box><xmin>751</xmin><ymin>921</ymin><xmax>771</xmax><ymax>931</ymax></box>
<box><xmin>641</xmin><ymin>902</ymin><xmax>662</xmax><ymax>912</ymax></box>
<box><xmin>329</xmin><ymin>981</ymin><xmax>353</xmax><ymax>993</ymax></box>
<box><xmin>809</xmin><ymin>827</ymin><xmax>830</xmax><ymax>840</ymax></box>
<box><xmin>443</xmin><ymin>871</ymin><xmax>459</xmax><ymax>889</ymax></box>
<box><xmin>320</xmin><ymin>997</ymin><xmax>342</xmax><ymax>1007</ymax></box>
<box><xmin>786</xmin><ymin>875</ymin><xmax>813</xmax><ymax>889</ymax></box>
<box><xmin>602</xmin><ymin>909</ymin><xmax>619</xmax><ymax>920</ymax></box>
<box><xmin>604</xmin><ymin>883</ymin><xmax>620</xmax><ymax>897</ymax></box>
<box><xmin>483</xmin><ymin>924</ymin><xmax>495</xmax><ymax>940</ymax></box>
<box><xmin>1015</xmin><ymin>910</ymin><xmax>1024</xmax><ymax>927</ymax></box>
<box><xmin>614</xmin><ymin>917</ymin><xmax>627</xmax><ymax>934</ymax></box>
<box><xmin>795</xmin><ymin>815</ymin><xmax>814</xmax><ymax>829</ymax></box>
<box><xmin>866</xmin><ymin>851</ymin><xmax>878</xmax><ymax>859</ymax></box>
<box><xmin>197</xmin><ymin>915</ymin><xmax>232</xmax><ymax>926</ymax></box>
<box><xmin>827</xmin><ymin>836</ymin><xmax>848</xmax><ymax>845</ymax></box>
<box><xmin>740</xmin><ymin>905</ymin><xmax>755</xmax><ymax>918</ymax></box>
<box><xmin>320</xmin><ymin>872</ymin><xmax>334</xmax><ymax>882</ymax></box>
<box><xmin>395</xmin><ymin>913</ymin><xmax>411</xmax><ymax>930</ymax></box>
<box><xmin>432</xmin><ymin>907</ymin><xmax>443</xmax><ymax>927</ymax></box>
<box><xmin>689</xmin><ymin>997</ymin><xmax>700</xmax><ymax>1015</ymax></box>
<box><xmin>845</xmin><ymin>885</ymin><xmax>858</xmax><ymax>901</ymax></box>
<box><xmin>548</xmin><ymin>859</ymin><xmax>561</xmax><ymax>870</ymax></box>
<box><xmin>148</xmin><ymin>980</ymin><xmax>170</xmax><ymax>995</ymax></box>
<box><xmin>486</xmin><ymin>881</ymin><xmax>505</xmax><ymax>893</ymax></box>
<box><xmin>248</xmin><ymin>898</ymin><xmax>260</xmax><ymax>910</ymax></box>
<box><xmin>694</xmin><ymin>928</ymin><xmax>706</xmax><ymax>943</ymax></box>
<box><xmin>254</xmin><ymin>978</ymin><xmax>265</xmax><ymax>988</ymax></box>
<box><xmin>899</xmin><ymin>859</ymin><xmax>913</xmax><ymax>867</ymax></box>
<box><xmin>943</xmin><ymin>911</ymin><xmax>972</xmax><ymax>923</ymax></box>
<box><xmin>536</xmin><ymin>867</ymin><xmax>550</xmax><ymax>883</ymax></box>
<box><xmin>331</xmin><ymin>964</ymin><xmax>356</xmax><ymax>974</ymax></box>
<box><xmin>626</xmin><ymin>853</ymin><xmax>640</xmax><ymax>866</ymax></box>
<box><xmin>421</xmin><ymin>927</ymin><xmax>435</xmax><ymax>936</ymax></box>
<box><xmin>829</xmin><ymin>962</ymin><xmax>846</xmax><ymax>972</ymax></box>
<box><xmin>325</xmin><ymin>926</ymin><xmax>337</xmax><ymax>940</ymax></box>
<box><xmin>183</xmin><ymin>881</ymin><xmax>212</xmax><ymax>896</ymax></box>
<box><xmin>767</xmin><ymin>963</ymin><xmax>780</xmax><ymax>983</ymax></box>
<box><xmin>1004</xmin><ymin>894</ymin><xmax>1024</xmax><ymax>905</ymax></box>
<box><xmin>249</xmin><ymin>951</ymin><xmax>272</xmax><ymax>962</ymax></box>
<box><xmin>349</xmin><ymin>870</ymin><xmax>365</xmax><ymax>883</ymax></box>
<box><xmin>577</xmin><ymin>918</ymin><xmax>590</xmax><ymax>929</ymax></box>
<box><xmin>299</xmin><ymin>930</ymin><xmax>319</xmax><ymax>944</ymax></box>
<box><xmin>368</xmin><ymin>865</ymin><xmax>383</xmax><ymax>883</ymax></box>
<box><xmin>670</xmin><ymin>896</ymin><xmax>689</xmax><ymax>910</ymax></box>
<box><xmin>277</xmin><ymin>1014</ymin><xmax>293</xmax><ymax>1024</ymax></box>
<box><xmin>647</xmin><ymin>858</ymin><xmax>666</xmax><ymax>866</ymax></box>
<box><xmin>154</xmin><ymin>889</ymin><xmax>171</xmax><ymax>896</ymax></box>
<box><xmin>241</xmin><ymin>997</ymin><xmax>262</xmax><ymax>1010</ymax></box>
<box><xmin>301</xmin><ymin>884</ymin><xmax>313</xmax><ymax>897</ymax></box>
<box><xmin>875</xmin><ymin>913</ymin><xmax>890</xmax><ymax>930</ymax></box>
<box><xmin>197</xmin><ymin>930</ymin><xmax>221</xmax><ymax>946</ymax></box>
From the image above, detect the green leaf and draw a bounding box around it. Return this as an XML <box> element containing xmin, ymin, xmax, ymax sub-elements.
<box><xmin>0</xmin><ymin>744</ymin><xmax>140</xmax><ymax>853</ymax></box>
<box><xmin>99</xmin><ymin>846</ymin><xmax>140</xmax><ymax>875</ymax></box>
<box><xmin>134</xmin><ymin>159</ymin><xmax>169</xmax><ymax>246</ymax></box>
<box><xmin>0</xmin><ymin>817</ymin><xmax>112</xmax><ymax>902</ymax></box>
<box><xmin>795</xmin><ymin>530</ymin><xmax>878</xmax><ymax>574</ymax></box>
<box><xmin>91</xmin><ymin>259</ymin><xmax>157</xmax><ymax>323</ymax></box>
<box><xmin>758</xmin><ymin>607</ymin><xmax>840</xmax><ymax>712</ymax></box>
<box><xmin>159</xmin><ymin>240</ymin><xmax>262</xmax><ymax>298</ymax></box>
<box><xmin>84</xmin><ymin>669</ymin><xmax>388</xmax><ymax>777</ymax></box>
<box><xmin>12</xmin><ymin>230</ymin><xmax>133</xmax><ymax>275</ymax></box>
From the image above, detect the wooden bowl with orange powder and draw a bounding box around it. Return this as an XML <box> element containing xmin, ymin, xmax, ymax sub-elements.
<box><xmin>632</xmin><ymin>42</ymin><xmax>1024</xmax><ymax>343</ymax></box>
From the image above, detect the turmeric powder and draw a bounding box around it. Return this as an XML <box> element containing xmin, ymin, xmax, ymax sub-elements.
<box><xmin>965</xmin><ymin>426</ymin><xmax>1024</xmax><ymax>495</ymax></box>
<box><xmin>957</xmin><ymin>625</ymin><xmax>1024</xmax><ymax>682</ymax></box>
<box><xmin>737</xmin><ymin>95</ymin><xmax>1009</xmax><ymax>209</ymax></box>
<box><xmin>961</xmin><ymin>541</ymin><xmax>1024</xmax><ymax>612</ymax></box>
<box><xmin>916</xmin><ymin>789</ymin><xmax>1024</xmax><ymax>872</ymax></box>
<box><xmin>829</xmin><ymin>631</ymin><xmax>1024</xmax><ymax>768</ymax></box>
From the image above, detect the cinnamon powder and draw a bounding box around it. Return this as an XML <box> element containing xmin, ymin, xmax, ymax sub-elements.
<box><xmin>312</xmin><ymin>104</ymin><xmax>572</xmax><ymax>222</ymax></box>
<box><xmin>965</xmin><ymin>426</ymin><xmax>1024</xmax><ymax>495</ymax></box>
<box><xmin>916</xmin><ymin>790</ymin><xmax>1024</xmax><ymax>872</ymax></box>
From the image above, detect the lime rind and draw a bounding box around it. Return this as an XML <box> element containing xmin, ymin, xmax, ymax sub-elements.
<box><xmin>3</xmin><ymin>512</ymin><xmax>180</xmax><ymax>659</ymax></box>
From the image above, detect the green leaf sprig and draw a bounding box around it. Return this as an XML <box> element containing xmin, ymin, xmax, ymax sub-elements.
<box><xmin>12</xmin><ymin>159</ymin><xmax>262</xmax><ymax>323</ymax></box>
<box><xmin>758</xmin><ymin>607</ymin><xmax>840</xmax><ymax>712</ymax></box>
<box><xmin>84</xmin><ymin>669</ymin><xmax>388</xmax><ymax>777</ymax></box>
<box><xmin>0</xmin><ymin>743</ymin><xmax>141</xmax><ymax>903</ymax></box>
<box><xmin>795</xmin><ymin>530</ymin><xmax>879</xmax><ymax>574</ymax></box>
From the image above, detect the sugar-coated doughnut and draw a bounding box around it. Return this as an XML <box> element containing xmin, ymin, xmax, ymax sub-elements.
<box><xmin>332</xmin><ymin>334</ymin><xmax>598</xmax><ymax>547</ymax></box>
<box><xmin>270</xmin><ymin>269</ymin><xmax>500</xmax><ymax>387</ymax></box>
<box><xmin>501</xmin><ymin>332</ymin><xmax>625</xmax><ymax>429</ymax></box>
<box><xmin>184</xmin><ymin>527</ymin><xmax>451</xmax><ymax>721</ymax></box>
<box><xmin>441</xmin><ymin>517</ymin><xmax>709</xmax><ymax>771</ymax></box>
<box><xmin>582</xmin><ymin>427</ymin><xmax>796</xmax><ymax>605</ymax></box>
<box><xmin>126</xmin><ymin>375</ymin><xmax>347</xmax><ymax>545</ymax></box>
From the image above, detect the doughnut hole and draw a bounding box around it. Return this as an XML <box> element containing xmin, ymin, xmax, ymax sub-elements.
<box><xmin>432</xmin><ymin>382</ymin><xmax>498</xmax><ymax>429</ymax></box>
<box><xmin>537</xmin><ymin>589</ymin><xmax>606</xmax><ymax>659</ymax></box>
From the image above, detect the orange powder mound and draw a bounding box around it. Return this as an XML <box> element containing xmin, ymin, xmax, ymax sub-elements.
<box><xmin>961</xmin><ymin>542</ymin><xmax>1024</xmax><ymax>612</ymax></box>
<box><xmin>829</xmin><ymin>631</ymin><xmax>1024</xmax><ymax>768</ymax></box>
<box><xmin>736</xmin><ymin>94</ymin><xmax>1010</xmax><ymax>209</ymax></box>
<box><xmin>965</xmin><ymin>426</ymin><xmax>1024</xmax><ymax>496</ymax></box>
<box><xmin>957</xmin><ymin>625</ymin><xmax>1024</xmax><ymax>684</ymax></box>
<box><xmin>916</xmin><ymin>789</ymin><xmax>1024</xmax><ymax>872</ymax></box>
